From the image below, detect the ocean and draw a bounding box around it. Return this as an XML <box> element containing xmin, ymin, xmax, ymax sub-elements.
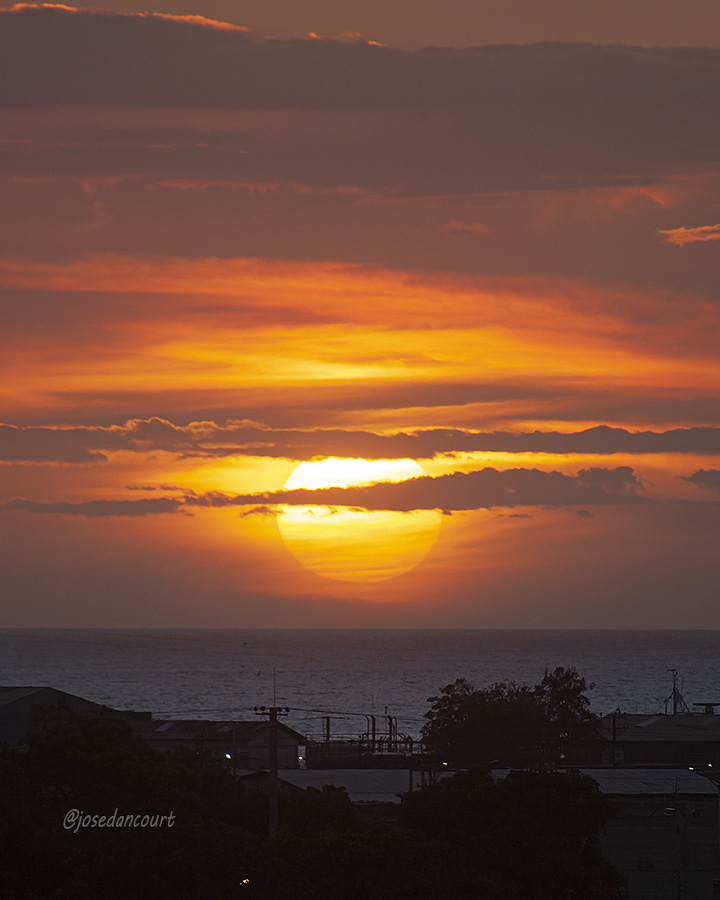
<box><xmin>2</xmin><ymin>628</ymin><xmax>719</xmax><ymax>741</ymax></box>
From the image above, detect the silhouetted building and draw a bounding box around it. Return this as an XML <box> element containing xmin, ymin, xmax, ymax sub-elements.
<box><xmin>132</xmin><ymin>718</ymin><xmax>307</xmax><ymax>769</ymax></box>
<box><xmin>600</xmin><ymin>711</ymin><xmax>720</xmax><ymax>766</ymax></box>
<box><xmin>0</xmin><ymin>685</ymin><xmax>149</xmax><ymax>747</ymax></box>
<box><xmin>589</xmin><ymin>768</ymin><xmax>718</xmax><ymax>900</ymax></box>
<box><xmin>0</xmin><ymin>685</ymin><xmax>307</xmax><ymax>770</ymax></box>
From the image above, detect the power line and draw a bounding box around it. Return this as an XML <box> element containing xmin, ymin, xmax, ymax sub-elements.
<box><xmin>150</xmin><ymin>703</ymin><xmax>425</xmax><ymax>720</ymax></box>
<box><xmin>279</xmin><ymin>705</ymin><xmax>427</xmax><ymax>722</ymax></box>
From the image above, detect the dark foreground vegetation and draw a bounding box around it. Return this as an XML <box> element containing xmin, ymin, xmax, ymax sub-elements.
<box><xmin>1</xmin><ymin>704</ymin><xmax>622</xmax><ymax>900</ymax></box>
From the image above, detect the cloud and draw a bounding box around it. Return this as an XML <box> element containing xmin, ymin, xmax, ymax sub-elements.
<box><xmin>1</xmin><ymin>7</ymin><xmax>720</xmax><ymax>196</ymax></box>
<box><xmin>307</xmin><ymin>31</ymin><xmax>364</xmax><ymax>42</ymax></box>
<box><xmin>3</xmin><ymin>420</ymin><xmax>720</xmax><ymax>463</ymax></box>
<box><xmin>575</xmin><ymin>466</ymin><xmax>643</xmax><ymax>491</ymax></box>
<box><xmin>5</xmin><ymin>4</ymin><xmax>249</xmax><ymax>33</ymax></box>
<box><xmin>184</xmin><ymin>465</ymin><xmax>646</xmax><ymax>512</ymax></box>
<box><xmin>686</xmin><ymin>470</ymin><xmax>720</xmax><ymax>493</ymax></box>
<box><xmin>236</xmin><ymin>505</ymin><xmax>277</xmax><ymax>517</ymax></box>
<box><xmin>0</xmin><ymin>424</ymin><xmax>108</xmax><ymax>462</ymax></box>
<box><xmin>1</xmin><ymin>497</ymin><xmax>183</xmax><ymax>516</ymax></box>
<box><xmin>440</xmin><ymin>220</ymin><xmax>490</xmax><ymax>236</ymax></box>
<box><xmin>659</xmin><ymin>224</ymin><xmax>720</xmax><ymax>246</ymax></box>
<box><xmin>0</xmin><ymin>464</ymin><xmax>641</xmax><ymax>519</ymax></box>
<box><xmin>4</xmin><ymin>464</ymin><xmax>645</xmax><ymax>519</ymax></box>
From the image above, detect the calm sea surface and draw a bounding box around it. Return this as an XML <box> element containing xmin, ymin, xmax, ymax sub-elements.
<box><xmin>2</xmin><ymin>629</ymin><xmax>719</xmax><ymax>741</ymax></box>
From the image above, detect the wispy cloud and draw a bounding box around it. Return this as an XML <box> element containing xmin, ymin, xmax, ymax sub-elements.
<box><xmin>439</xmin><ymin>220</ymin><xmax>490</xmax><ymax>236</ymax></box>
<box><xmin>659</xmin><ymin>223</ymin><xmax>720</xmax><ymax>246</ymax></box>
<box><xmin>4</xmin><ymin>4</ymin><xmax>249</xmax><ymax>32</ymax></box>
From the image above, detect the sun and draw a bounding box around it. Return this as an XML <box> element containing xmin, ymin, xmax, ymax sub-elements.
<box><xmin>276</xmin><ymin>458</ymin><xmax>442</xmax><ymax>583</ymax></box>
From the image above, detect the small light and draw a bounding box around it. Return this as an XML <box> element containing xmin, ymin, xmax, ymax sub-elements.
<box><xmin>442</xmin><ymin>761</ymin><xmax>448</xmax><ymax>766</ymax></box>
<box><xmin>225</xmin><ymin>753</ymin><xmax>232</xmax><ymax>759</ymax></box>
<box><xmin>689</xmin><ymin>766</ymin><xmax>695</xmax><ymax>770</ymax></box>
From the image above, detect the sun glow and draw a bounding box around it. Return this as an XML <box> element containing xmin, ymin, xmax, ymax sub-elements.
<box><xmin>277</xmin><ymin>458</ymin><xmax>442</xmax><ymax>583</ymax></box>
<box><xmin>284</xmin><ymin>457</ymin><xmax>424</xmax><ymax>490</ymax></box>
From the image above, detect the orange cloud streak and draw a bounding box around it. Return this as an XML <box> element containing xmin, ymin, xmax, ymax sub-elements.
<box><xmin>3</xmin><ymin>4</ymin><xmax>248</xmax><ymax>31</ymax></box>
<box><xmin>659</xmin><ymin>223</ymin><xmax>720</xmax><ymax>246</ymax></box>
<box><xmin>2</xmin><ymin>256</ymin><xmax>719</xmax><ymax>431</ymax></box>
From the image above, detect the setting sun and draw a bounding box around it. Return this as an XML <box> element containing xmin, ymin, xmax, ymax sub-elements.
<box><xmin>277</xmin><ymin>458</ymin><xmax>442</xmax><ymax>583</ymax></box>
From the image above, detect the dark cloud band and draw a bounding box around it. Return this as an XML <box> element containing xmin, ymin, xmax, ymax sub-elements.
<box><xmin>0</xmin><ymin>466</ymin><xmax>645</xmax><ymax>516</ymax></box>
<box><xmin>2</xmin><ymin>419</ymin><xmax>720</xmax><ymax>463</ymax></box>
<box><xmin>184</xmin><ymin>465</ymin><xmax>646</xmax><ymax>512</ymax></box>
<box><xmin>1</xmin><ymin>497</ymin><xmax>182</xmax><ymax>516</ymax></box>
<box><xmin>2</xmin><ymin>7</ymin><xmax>720</xmax><ymax>195</ymax></box>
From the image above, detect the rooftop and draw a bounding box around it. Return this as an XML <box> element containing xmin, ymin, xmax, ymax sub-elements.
<box><xmin>602</xmin><ymin>712</ymin><xmax>720</xmax><ymax>742</ymax></box>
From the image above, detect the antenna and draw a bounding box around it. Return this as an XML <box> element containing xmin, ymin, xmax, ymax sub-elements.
<box><xmin>666</xmin><ymin>669</ymin><xmax>690</xmax><ymax>715</ymax></box>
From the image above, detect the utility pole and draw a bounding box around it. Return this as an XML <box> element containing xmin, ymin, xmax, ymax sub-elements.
<box><xmin>254</xmin><ymin>705</ymin><xmax>289</xmax><ymax>838</ymax></box>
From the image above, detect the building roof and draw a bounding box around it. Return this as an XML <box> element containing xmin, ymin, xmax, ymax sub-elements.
<box><xmin>0</xmin><ymin>685</ymin><xmax>119</xmax><ymax>712</ymax></box>
<box><xmin>489</xmin><ymin>766</ymin><xmax>718</xmax><ymax>797</ymax></box>
<box><xmin>0</xmin><ymin>686</ymin><xmax>47</xmax><ymax>707</ymax></box>
<box><xmin>133</xmin><ymin>718</ymin><xmax>308</xmax><ymax>743</ymax></box>
<box><xmin>578</xmin><ymin>768</ymin><xmax>717</xmax><ymax>796</ymax></box>
<box><xmin>602</xmin><ymin>712</ymin><xmax>720</xmax><ymax>743</ymax></box>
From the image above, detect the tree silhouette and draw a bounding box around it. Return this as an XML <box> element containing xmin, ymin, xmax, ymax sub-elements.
<box><xmin>422</xmin><ymin>667</ymin><xmax>602</xmax><ymax>767</ymax></box>
<box><xmin>399</xmin><ymin>767</ymin><xmax>624</xmax><ymax>900</ymax></box>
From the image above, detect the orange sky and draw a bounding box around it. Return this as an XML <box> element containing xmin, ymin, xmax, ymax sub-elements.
<box><xmin>1</xmin><ymin>4</ymin><xmax>720</xmax><ymax>627</ymax></box>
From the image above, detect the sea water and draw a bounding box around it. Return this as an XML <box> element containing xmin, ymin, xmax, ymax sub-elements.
<box><xmin>1</xmin><ymin>628</ymin><xmax>719</xmax><ymax>741</ymax></box>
